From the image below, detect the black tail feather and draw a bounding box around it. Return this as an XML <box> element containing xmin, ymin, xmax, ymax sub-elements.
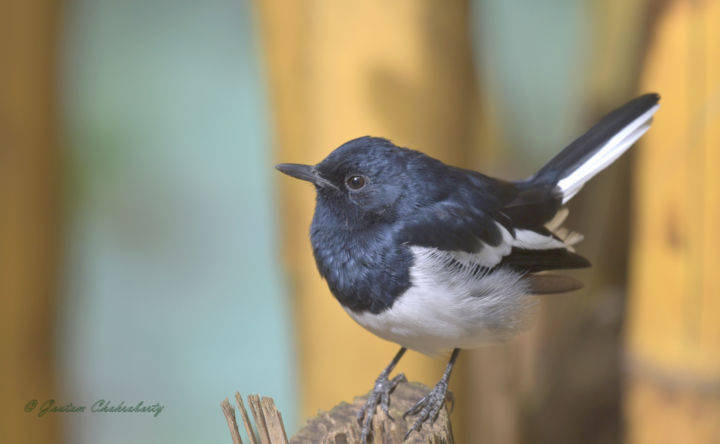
<box><xmin>527</xmin><ymin>93</ymin><xmax>660</xmax><ymax>188</ymax></box>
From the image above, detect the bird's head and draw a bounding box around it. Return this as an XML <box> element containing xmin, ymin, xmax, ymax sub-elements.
<box><xmin>276</xmin><ymin>136</ymin><xmax>423</xmax><ymax>228</ymax></box>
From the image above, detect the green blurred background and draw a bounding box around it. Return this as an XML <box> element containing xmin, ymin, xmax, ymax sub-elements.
<box><xmin>2</xmin><ymin>1</ymin><xmax>719</xmax><ymax>443</ymax></box>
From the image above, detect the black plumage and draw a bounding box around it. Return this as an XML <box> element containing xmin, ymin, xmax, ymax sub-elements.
<box><xmin>275</xmin><ymin>93</ymin><xmax>660</xmax><ymax>444</ymax></box>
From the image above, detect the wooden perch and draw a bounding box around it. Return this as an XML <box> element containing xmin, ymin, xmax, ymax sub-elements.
<box><xmin>222</xmin><ymin>382</ymin><xmax>453</xmax><ymax>444</ymax></box>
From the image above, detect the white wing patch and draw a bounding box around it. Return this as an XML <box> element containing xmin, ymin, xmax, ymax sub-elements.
<box><xmin>449</xmin><ymin>222</ymin><xmax>514</xmax><ymax>268</ymax></box>
<box><xmin>513</xmin><ymin>229</ymin><xmax>568</xmax><ymax>250</ymax></box>
<box><xmin>448</xmin><ymin>222</ymin><xmax>573</xmax><ymax>269</ymax></box>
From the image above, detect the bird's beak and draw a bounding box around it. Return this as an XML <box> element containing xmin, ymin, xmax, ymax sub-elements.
<box><xmin>275</xmin><ymin>163</ymin><xmax>338</xmax><ymax>190</ymax></box>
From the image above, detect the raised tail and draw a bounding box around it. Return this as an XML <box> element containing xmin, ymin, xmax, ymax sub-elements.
<box><xmin>527</xmin><ymin>93</ymin><xmax>660</xmax><ymax>204</ymax></box>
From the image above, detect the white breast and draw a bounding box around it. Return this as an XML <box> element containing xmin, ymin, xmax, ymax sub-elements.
<box><xmin>345</xmin><ymin>246</ymin><xmax>537</xmax><ymax>356</ymax></box>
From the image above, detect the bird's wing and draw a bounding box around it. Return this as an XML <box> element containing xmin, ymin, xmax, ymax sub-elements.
<box><xmin>397</xmin><ymin>182</ymin><xmax>589</xmax><ymax>273</ymax></box>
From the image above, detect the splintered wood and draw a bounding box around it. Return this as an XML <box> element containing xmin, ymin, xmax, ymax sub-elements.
<box><xmin>222</xmin><ymin>394</ymin><xmax>288</xmax><ymax>444</ymax></box>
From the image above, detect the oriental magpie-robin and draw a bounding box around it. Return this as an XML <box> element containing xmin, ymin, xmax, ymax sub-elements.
<box><xmin>276</xmin><ymin>93</ymin><xmax>659</xmax><ymax>442</ymax></box>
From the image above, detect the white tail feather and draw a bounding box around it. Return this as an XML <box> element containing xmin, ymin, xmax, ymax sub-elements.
<box><xmin>557</xmin><ymin>104</ymin><xmax>659</xmax><ymax>203</ymax></box>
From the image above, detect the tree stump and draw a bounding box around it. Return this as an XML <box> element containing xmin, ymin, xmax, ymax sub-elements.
<box><xmin>223</xmin><ymin>382</ymin><xmax>453</xmax><ymax>444</ymax></box>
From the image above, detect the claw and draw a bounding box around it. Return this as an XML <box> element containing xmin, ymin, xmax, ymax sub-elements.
<box><xmin>360</xmin><ymin>404</ymin><xmax>375</xmax><ymax>444</ymax></box>
<box><xmin>446</xmin><ymin>391</ymin><xmax>455</xmax><ymax>414</ymax></box>
<box><xmin>402</xmin><ymin>348</ymin><xmax>460</xmax><ymax>441</ymax></box>
<box><xmin>403</xmin><ymin>378</ymin><xmax>451</xmax><ymax>441</ymax></box>
<box><xmin>383</xmin><ymin>374</ymin><xmax>407</xmax><ymax>420</ymax></box>
<box><xmin>357</xmin><ymin>348</ymin><xmax>408</xmax><ymax>444</ymax></box>
<box><xmin>358</xmin><ymin>371</ymin><xmax>406</xmax><ymax>444</ymax></box>
<box><xmin>381</xmin><ymin>390</ymin><xmax>391</xmax><ymax>420</ymax></box>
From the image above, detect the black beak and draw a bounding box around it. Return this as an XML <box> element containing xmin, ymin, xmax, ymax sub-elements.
<box><xmin>275</xmin><ymin>163</ymin><xmax>316</xmax><ymax>182</ymax></box>
<box><xmin>275</xmin><ymin>163</ymin><xmax>338</xmax><ymax>190</ymax></box>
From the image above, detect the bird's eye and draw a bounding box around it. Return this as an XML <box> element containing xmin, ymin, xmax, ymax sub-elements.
<box><xmin>346</xmin><ymin>175</ymin><xmax>366</xmax><ymax>190</ymax></box>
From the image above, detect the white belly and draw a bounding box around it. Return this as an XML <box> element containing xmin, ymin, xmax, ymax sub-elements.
<box><xmin>344</xmin><ymin>247</ymin><xmax>537</xmax><ymax>355</ymax></box>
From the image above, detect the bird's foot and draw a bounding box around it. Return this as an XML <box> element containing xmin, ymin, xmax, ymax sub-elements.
<box><xmin>357</xmin><ymin>371</ymin><xmax>407</xmax><ymax>444</ymax></box>
<box><xmin>402</xmin><ymin>378</ymin><xmax>453</xmax><ymax>440</ymax></box>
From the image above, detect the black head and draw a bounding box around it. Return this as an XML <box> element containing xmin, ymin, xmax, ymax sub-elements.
<box><xmin>276</xmin><ymin>136</ymin><xmax>429</xmax><ymax>228</ymax></box>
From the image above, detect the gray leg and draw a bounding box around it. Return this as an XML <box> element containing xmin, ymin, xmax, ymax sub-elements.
<box><xmin>358</xmin><ymin>347</ymin><xmax>407</xmax><ymax>444</ymax></box>
<box><xmin>403</xmin><ymin>348</ymin><xmax>459</xmax><ymax>440</ymax></box>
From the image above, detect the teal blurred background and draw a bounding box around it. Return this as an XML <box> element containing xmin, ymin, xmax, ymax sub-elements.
<box><xmin>59</xmin><ymin>1</ymin><xmax>295</xmax><ymax>443</ymax></box>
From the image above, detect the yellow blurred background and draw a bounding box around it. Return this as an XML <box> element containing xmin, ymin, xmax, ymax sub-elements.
<box><xmin>1</xmin><ymin>0</ymin><xmax>718</xmax><ymax>443</ymax></box>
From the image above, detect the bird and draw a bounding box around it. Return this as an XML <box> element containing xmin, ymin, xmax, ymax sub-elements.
<box><xmin>275</xmin><ymin>93</ymin><xmax>660</xmax><ymax>442</ymax></box>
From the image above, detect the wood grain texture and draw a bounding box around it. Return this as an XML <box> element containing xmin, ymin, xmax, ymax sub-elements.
<box><xmin>290</xmin><ymin>382</ymin><xmax>452</xmax><ymax>444</ymax></box>
<box><xmin>627</xmin><ymin>0</ymin><xmax>720</xmax><ymax>442</ymax></box>
<box><xmin>222</xmin><ymin>398</ymin><xmax>245</xmax><ymax>444</ymax></box>
<box><xmin>225</xmin><ymin>393</ymin><xmax>289</xmax><ymax>444</ymax></box>
<box><xmin>262</xmin><ymin>397</ymin><xmax>290</xmax><ymax>444</ymax></box>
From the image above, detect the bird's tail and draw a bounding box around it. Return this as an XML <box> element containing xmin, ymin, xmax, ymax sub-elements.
<box><xmin>526</xmin><ymin>93</ymin><xmax>660</xmax><ymax>204</ymax></box>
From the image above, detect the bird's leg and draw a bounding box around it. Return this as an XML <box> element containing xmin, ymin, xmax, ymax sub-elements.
<box><xmin>358</xmin><ymin>347</ymin><xmax>407</xmax><ymax>444</ymax></box>
<box><xmin>403</xmin><ymin>348</ymin><xmax>460</xmax><ymax>440</ymax></box>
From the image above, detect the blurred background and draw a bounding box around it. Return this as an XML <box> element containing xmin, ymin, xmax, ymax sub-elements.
<box><xmin>1</xmin><ymin>0</ymin><xmax>718</xmax><ymax>443</ymax></box>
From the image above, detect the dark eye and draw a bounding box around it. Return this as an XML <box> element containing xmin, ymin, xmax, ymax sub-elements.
<box><xmin>346</xmin><ymin>175</ymin><xmax>366</xmax><ymax>190</ymax></box>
